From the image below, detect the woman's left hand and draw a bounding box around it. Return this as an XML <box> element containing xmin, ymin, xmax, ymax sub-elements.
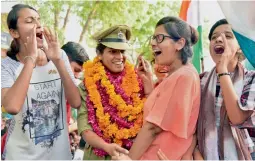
<box><xmin>112</xmin><ymin>153</ymin><xmax>132</xmax><ymax>160</ymax></box>
<box><xmin>43</xmin><ymin>27</ymin><xmax>61</xmax><ymax>62</ymax></box>
<box><xmin>136</xmin><ymin>55</ymin><xmax>154</xmax><ymax>95</ymax></box>
<box><xmin>216</xmin><ymin>33</ymin><xmax>232</xmax><ymax>73</ymax></box>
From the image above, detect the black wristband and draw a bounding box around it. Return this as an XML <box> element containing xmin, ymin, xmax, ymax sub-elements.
<box><xmin>217</xmin><ymin>72</ymin><xmax>230</xmax><ymax>78</ymax></box>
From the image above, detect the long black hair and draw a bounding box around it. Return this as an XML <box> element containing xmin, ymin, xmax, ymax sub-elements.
<box><xmin>6</xmin><ymin>4</ymin><xmax>37</xmax><ymax>58</ymax></box>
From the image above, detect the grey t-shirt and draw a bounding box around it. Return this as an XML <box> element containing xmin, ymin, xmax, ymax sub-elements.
<box><xmin>1</xmin><ymin>50</ymin><xmax>75</xmax><ymax>160</ymax></box>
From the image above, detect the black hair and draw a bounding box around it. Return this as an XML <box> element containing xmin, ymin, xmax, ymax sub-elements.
<box><xmin>156</xmin><ymin>16</ymin><xmax>199</xmax><ymax>64</ymax></box>
<box><xmin>6</xmin><ymin>4</ymin><xmax>38</xmax><ymax>58</ymax></box>
<box><xmin>208</xmin><ymin>19</ymin><xmax>228</xmax><ymax>40</ymax></box>
<box><xmin>95</xmin><ymin>43</ymin><xmax>107</xmax><ymax>54</ymax></box>
<box><xmin>61</xmin><ymin>42</ymin><xmax>90</xmax><ymax>66</ymax></box>
<box><xmin>208</xmin><ymin>19</ymin><xmax>245</xmax><ymax>62</ymax></box>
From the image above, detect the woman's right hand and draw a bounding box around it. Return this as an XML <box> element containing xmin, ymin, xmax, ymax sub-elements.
<box><xmin>22</xmin><ymin>24</ymin><xmax>38</xmax><ymax>58</ymax></box>
<box><xmin>103</xmin><ymin>143</ymin><xmax>129</xmax><ymax>157</ymax></box>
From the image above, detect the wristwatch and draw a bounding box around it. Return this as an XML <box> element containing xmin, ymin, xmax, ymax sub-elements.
<box><xmin>217</xmin><ymin>72</ymin><xmax>230</xmax><ymax>78</ymax></box>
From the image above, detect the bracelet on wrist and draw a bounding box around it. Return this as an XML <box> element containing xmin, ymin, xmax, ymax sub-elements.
<box><xmin>23</xmin><ymin>56</ymin><xmax>36</xmax><ymax>68</ymax></box>
<box><xmin>217</xmin><ymin>72</ymin><xmax>230</xmax><ymax>78</ymax></box>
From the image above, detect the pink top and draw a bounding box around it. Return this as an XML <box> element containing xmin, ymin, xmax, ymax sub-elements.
<box><xmin>140</xmin><ymin>64</ymin><xmax>200</xmax><ymax>160</ymax></box>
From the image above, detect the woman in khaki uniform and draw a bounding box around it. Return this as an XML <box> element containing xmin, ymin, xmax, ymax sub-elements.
<box><xmin>77</xmin><ymin>25</ymin><xmax>150</xmax><ymax>160</ymax></box>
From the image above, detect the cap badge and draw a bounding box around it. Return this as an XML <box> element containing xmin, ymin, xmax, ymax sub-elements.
<box><xmin>118</xmin><ymin>31</ymin><xmax>124</xmax><ymax>39</ymax></box>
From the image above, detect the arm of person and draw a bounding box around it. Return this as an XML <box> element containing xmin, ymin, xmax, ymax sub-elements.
<box><xmin>144</xmin><ymin>78</ymin><xmax>154</xmax><ymax>98</ymax></box>
<box><xmin>1</xmin><ymin>59</ymin><xmax>34</xmax><ymax>115</ymax></box>
<box><xmin>157</xmin><ymin>134</ymin><xmax>199</xmax><ymax>160</ymax></box>
<box><xmin>77</xmin><ymin>84</ymin><xmax>128</xmax><ymax>156</ymax></box>
<box><xmin>193</xmin><ymin>146</ymin><xmax>204</xmax><ymax>160</ymax></box>
<box><xmin>53</xmin><ymin>57</ymin><xmax>81</xmax><ymax>108</ymax></box>
<box><xmin>181</xmin><ymin>133</ymin><xmax>204</xmax><ymax>160</ymax></box>
<box><xmin>219</xmin><ymin>75</ymin><xmax>253</xmax><ymax>125</ymax></box>
<box><xmin>217</xmin><ymin>34</ymin><xmax>253</xmax><ymax>126</ymax></box>
<box><xmin>2</xmin><ymin>24</ymin><xmax>39</xmax><ymax>114</ymax></box>
<box><xmin>128</xmin><ymin>122</ymin><xmax>162</xmax><ymax>160</ymax></box>
<box><xmin>43</xmin><ymin>28</ymin><xmax>81</xmax><ymax>109</ymax></box>
<box><xmin>153</xmin><ymin>71</ymin><xmax>198</xmax><ymax>159</ymax></box>
<box><xmin>157</xmin><ymin>134</ymin><xmax>202</xmax><ymax>160</ymax></box>
<box><xmin>181</xmin><ymin>134</ymin><xmax>197</xmax><ymax>160</ymax></box>
<box><xmin>80</xmin><ymin>122</ymin><xmax>128</xmax><ymax>156</ymax></box>
<box><xmin>157</xmin><ymin>147</ymin><xmax>204</xmax><ymax>161</ymax></box>
<box><xmin>77</xmin><ymin>84</ymin><xmax>103</xmax><ymax>149</ymax></box>
<box><xmin>81</xmin><ymin>130</ymin><xmax>109</xmax><ymax>150</ymax></box>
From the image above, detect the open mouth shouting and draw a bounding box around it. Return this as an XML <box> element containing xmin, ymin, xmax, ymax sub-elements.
<box><xmin>36</xmin><ymin>32</ymin><xmax>43</xmax><ymax>39</ymax></box>
<box><xmin>153</xmin><ymin>49</ymin><xmax>162</xmax><ymax>56</ymax></box>
<box><xmin>214</xmin><ymin>45</ymin><xmax>225</xmax><ymax>55</ymax></box>
<box><xmin>36</xmin><ymin>32</ymin><xmax>43</xmax><ymax>46</ymax></box>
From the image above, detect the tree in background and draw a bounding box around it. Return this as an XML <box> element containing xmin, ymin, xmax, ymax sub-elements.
<box><xmin>23</xmin><ymin>0</ymin><xmax>76</xmax><ymax>44</ymax></box>
<box><xmin>1</xmin><ymin>13</ymin><xmax>8</xmax><ymax>32</ymax></box>
<box><xmin>75</xmin><ymin>0</ymin><xmax>181</xmax><ymax>62</ymax></box>
<box><xmin>76</xmin><ymin>1</ymin><xmax>100</xmax><ymax>43</ymax></box>
<box><xmin>2</xmin><ymin>0</ymin><xmax>203</xmax><ymax>64</ymax></box>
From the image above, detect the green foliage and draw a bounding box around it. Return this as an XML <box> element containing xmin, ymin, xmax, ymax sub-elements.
<box><xmin>2</xmin><ymin>0</ymin><xmax>210</xmax><ymax>63</ymax></box>
<box><xmin>1</xmin><ymin>13</ymin><xmax>8</xmax><ymax>32</ymax></box>
<box><xmin>75</xmin><ymin>0</ymin><xmax>182</xmax><ymax>62</ymax></box>
<box><xmin>132</xmin><ymin>1</ymin><xmax>181</xmax><ymax>62</ymax></box>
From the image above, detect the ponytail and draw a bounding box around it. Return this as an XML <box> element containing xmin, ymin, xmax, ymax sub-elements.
<box><xmin>7</xmin><ymin>39</ymin><xmax>19</xmax><ymax>58</ymax></box>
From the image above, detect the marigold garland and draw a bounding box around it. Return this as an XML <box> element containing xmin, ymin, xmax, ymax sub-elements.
<box><xmin>83</xmin><ymin>56</ymin><xmax>146</xmax><ymax>156</ymax></box>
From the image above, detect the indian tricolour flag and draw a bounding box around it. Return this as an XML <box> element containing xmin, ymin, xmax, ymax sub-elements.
<box><xmin>179</xmin><ymin>0</ymin><xmax>203</xmax><ymax>73</ymax></box>
<box><xmin>218</xmin><ymin>1</ymin><xmax>255</xmax><ymax>68</ymax></box>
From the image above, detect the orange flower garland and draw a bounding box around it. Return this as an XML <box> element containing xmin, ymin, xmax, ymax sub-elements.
<box><xmin>83</xmin><ymin>56</ymin><xmax>146</xmax><ymax>148</ymax></box>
